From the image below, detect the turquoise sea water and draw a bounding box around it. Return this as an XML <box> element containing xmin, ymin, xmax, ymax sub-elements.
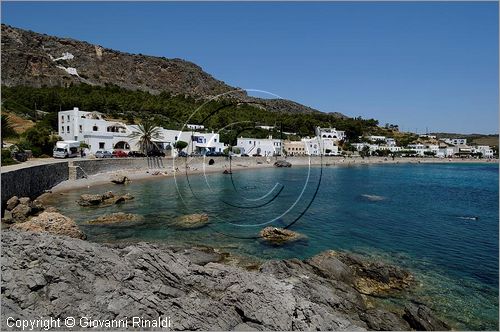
<box><xmin>48</xmin><ymin>163</ymin><xmax>499</xmax><ymax>330</ymax></box>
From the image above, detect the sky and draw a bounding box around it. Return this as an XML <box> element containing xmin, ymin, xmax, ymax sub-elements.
<box><xmin>2</xmin><ymin>1</ymin><xmax>498</xmax><ymax>134</ymax></box>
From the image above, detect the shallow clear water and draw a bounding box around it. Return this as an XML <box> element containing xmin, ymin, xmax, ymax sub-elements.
<box><xmin>47</xmin><ymin>163</ymin><xmax>499</xmax><ymax>330</ymax></box>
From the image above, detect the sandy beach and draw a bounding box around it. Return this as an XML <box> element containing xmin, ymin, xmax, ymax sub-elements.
<box><xmin>44</xmin><ymin>156</ymin><xmax>498</xmax><ymax>194</ymax></box>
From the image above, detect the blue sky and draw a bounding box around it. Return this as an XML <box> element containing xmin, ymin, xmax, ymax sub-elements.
<box><xmin>2</xmin><ymin>1</ymin><xmax>498</xmax><ymax>134</ymax></box>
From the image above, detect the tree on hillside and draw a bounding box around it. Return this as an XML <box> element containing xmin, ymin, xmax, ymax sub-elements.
<box><xmin>21</xmin><ymin>124</ymin><xmax>61</xmax><ymax>156</ymax></box>
<box><xmin>129</xmin><ymin>119</ymin><xmax>162</xmax><ymax>154</ymax></box>
<box><xmin>1</xmin><ymin>114</ymin><xmax>17</xmax><ymax>147</ymax></box>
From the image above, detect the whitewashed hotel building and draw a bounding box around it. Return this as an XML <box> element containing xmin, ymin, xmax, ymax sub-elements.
<box><xmin>57</xmin><ymin>108</ymin><xmax>225</xmax><ymax>155</ymax></box>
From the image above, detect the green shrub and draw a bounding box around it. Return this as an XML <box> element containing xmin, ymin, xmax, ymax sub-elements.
<box><xmin>1</xmin><ymin>149</ymin><xmax>17</xmax><ymax>166</ymax></box>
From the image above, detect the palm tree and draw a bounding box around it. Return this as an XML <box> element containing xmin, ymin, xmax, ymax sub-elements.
<box><xmin>128</xmin><ymin>119</ymin><xmax>162</xmax><ymax>154</ymax></box>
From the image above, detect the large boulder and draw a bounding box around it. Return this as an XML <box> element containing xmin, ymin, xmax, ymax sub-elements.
<box><xmin>274</xmin><ymin>160</ymin><xmax>292</xmax><ymax>168</ymax></box>
<box><xmin>6</xmin><ymin>196</ymin><xmax>19</xmax><ymax>211</ymax></box>
<box><xmin>305</xmin><ymin>251</ymin><xmax>354</xmax><ymax>284</ymax></box>
<box><xmin>77</xmin><ymin>194</ymin><xmax>104</xmax><ymax>206</ymax></box>
<box><xmin>77</xmin><ymin>192</ymin><xmax>134</xmax><ymax>207</ymax></box>
<box><xmin>111</xmin><ymin>175</ymin><xmax>131</xmax><ymax>184</ymax></box>
<box><xmin>18</xmin><ymin>197</ymin><xmax>31</xmax><ymax>205</ymax></box>
<box><xmin>2</xmin><ymin>210</ymin><xmax>13</xmax><ymax>224</ymax></box>
<box><xmin>173</xmin><ymin>213</ymin><xmax>209</xmax><ymax>229</ymax></box>
<box><xmin>403</xmin><ymin>303</ymin><xmax>450</xmax><ymax>331</ymax></box>
<box><xmin>259</xmin><ymin>227</ymin><xmax>304</xmax><ymax>244</ymax></box>
<box><xmin>88</xmin><ymin>213</ymin><xmax>144</xmax><ymax>225</ymax></box>
<box><xmin>11</xmin><ymin>212</ymin><xmax>86</xmax><ymax>239</ymax></box>
<box><xmin>30</xmin><ymin>199</ymin><xmax>45</xmax><ymax>214</ymax></box>
<box><xmin>10</xmin><ymin>203</ymin><xmax>32</xmax><ymax>223</ymax></box>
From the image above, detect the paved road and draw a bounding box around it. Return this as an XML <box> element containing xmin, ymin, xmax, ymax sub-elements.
<box><xmin>1</xmin><ymin>158</ymin><xmax>78</xmax><ymax>173</ymax></box>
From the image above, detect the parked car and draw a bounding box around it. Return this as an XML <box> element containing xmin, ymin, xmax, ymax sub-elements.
<box><xmin>95</xmin><ymin>150</ymin><xmax>113</xmax><ymax>158</ymax></box>
<box><xmin>240</xmin><ymin>154</ymin><xmax>250</xmax><ymax>157</ymax></box>
<box><xmin>128</xmin><ymin>151</ymin><xmax>146</xmax><ymax>157</ymax></box>
<box><xmin>147</xmin><ymin>150</ymin><xmax>165</xmax><ymax>157</ymax></box>
<box><xmin>112</xmin><ymin>150</ymin><xmax>129</xmax><ymax>158</ymax></box>
<box><xmin>177</xmin><ymin>151</ymin><xmax>188</xmax><ymax>157</ymax></box>
<box><xmin>206</xmin><ymin>151</ymin><xmax>227</xmax><ymax>157</ymax></box>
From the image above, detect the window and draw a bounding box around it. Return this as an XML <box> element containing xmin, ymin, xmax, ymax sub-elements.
<box><xmin>79</xmin><ymin>125</ymin><xmax>82</xmax><ymax>133</ymax></box>
<box><xmin>61</xmin><ymin>116</ymin><xmax>64</xmax><ymax>123</ymax></box>
<box><xmin>214</xmin><ymin>138</ymin><xmax>217</xmax><ymax>142</ymax></box>
<box><xmin>67</xmin><ymin>115</ymin><xmax>70</xmax><ymax>121</ymax></box>
<box><xmin>93</xmin><ymin>126</ymin><xmax>98</xmax><ymax>132</ymax></box>
<box><xmin>67</xmin><ymin>126</ymin><xmax>70</xmax><ymax>132</ymax></box>
<box><xmin>99</xmin><ymin>142</ymin><xmax>105</xmax><ymax>149</ymax></box>
<box><xmin>61</xmin><ymin>126</ymin><xmax>64</xmax><ymax>133</ymax></box>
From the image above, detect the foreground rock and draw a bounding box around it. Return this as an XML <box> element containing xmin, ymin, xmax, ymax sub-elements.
<box><xmin>111</xmin><ymin>175</ymin><xmax>131</xmax><ymax>184</ymax></box>
<box><xmin>1</xmin><ymin>231</ymin><xmax>449</xmax><ymax>331</ymax></box>
<box><xmin>77</xmin><ymin>191</ymin><xmax>134</xmax><ymax>207</ymax></box>
<box><xmin>88</xmin><ymin>212</ymin><xmax>144</xmax><ymax>225</ymax></box>
<box><xmin>274</xmin><ymin>160</ymin><xmax>292</xmax><ymax>168</ymax></box>
<box><xmin>403</xmin><ymin>303</ymin><xmax>450</xmax><ymax>331</ymax></box>
<box><xmin>173</xmin><ymin>213</ymin><xmax>209</xmax><ymax>229</ymax></box>
<box><xmin>329</xmin><ymin>251</ymin><xmax>413</xmax><ymax>295</ymax></box>
<box><xmin>2</xmin><ymin>196</ymin><xmax>48</xmax><ymax>224</ymax></box>
<box><xmin>259</xmin><ymin>227</ymin><xmax>304</xmax><ymax>244</ymax></box>
<box><xmin>11</xmin><ymin>212</ymin><xmax>86</xmax><ymax>239</ymax></box>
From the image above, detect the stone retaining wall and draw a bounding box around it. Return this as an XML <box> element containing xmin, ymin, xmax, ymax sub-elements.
<box><xmin>1</xmin><ymin>162</ymin><xmax>69</xmax><ymax>214</ymax></box>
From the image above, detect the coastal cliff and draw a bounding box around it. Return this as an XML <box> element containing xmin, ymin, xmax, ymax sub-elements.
<box><xmin>1</xmin><ymin>230</ymin><xmax>449</xmax><ymax>331</ymax></box>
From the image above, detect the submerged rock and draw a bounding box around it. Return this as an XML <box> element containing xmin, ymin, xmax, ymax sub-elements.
<box><xmin>173</xmin><ymin>213</ymin><xmax>209</xmax><ymax>229</ymax></box>
<box><xmin>259</xmin><ymin>227</ymin><xmax>304</xmax><ymax>244</ymax></box>
<box><xmin>77</xmin><ymin>192</ymin><xmax>134</xmax><ymax>207</ymax></box>
<box><xmin>88</xmin><ymin>212</ymin><xmax>144</xmax><ymax>225</ymax></box>
<box><xmin>403</xmin><ymin>303</ymin><xmax>450</xmax><ymax>331</ymax></box>
<box><xmin>111</xmin><ymin>175</ymin><xmax>131</xmax><ymax>184</ymax></box>
<box><xmin>274</xmin><ymin>160</ymin><xmax>292</xmax><ymax>168</ymax></box>
<box><xmin>77</xmin><ymin>194</ymin><xmax>104</xmax><ymax>206</ymax></box>
<box><xmin>361</xmin><ymin>194</ymin><xmax>386</xmax><ymax>202</ymax></box>
<box><xmin>11</xmin><ymin>212</ymin><xmax>86</xmax><ymax>239</ymax></box>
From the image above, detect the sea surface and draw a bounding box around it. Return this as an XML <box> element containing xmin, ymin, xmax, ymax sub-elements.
<box><xmin>47</xmin><ymin>162</ymin><xmax>499</xmax><ymax>330</ymax></box>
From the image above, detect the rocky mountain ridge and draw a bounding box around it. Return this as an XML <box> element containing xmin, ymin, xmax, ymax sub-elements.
<box><xmin>1</xmin><ymin>24</ymin><xmax>346</xmax><ymax>117</ymax></box>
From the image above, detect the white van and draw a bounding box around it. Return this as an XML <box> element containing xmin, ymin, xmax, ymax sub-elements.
<box><xmin>53</xmin><ymin>141</ymin><xmax>80</xmax><ymax>158</ymax></box>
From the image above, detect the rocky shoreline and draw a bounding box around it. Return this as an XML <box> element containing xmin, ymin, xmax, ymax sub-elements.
<box><xmin>1</xmin><ymin>227</ymin><xmax>450</xmax><ymax>331</ymax></box>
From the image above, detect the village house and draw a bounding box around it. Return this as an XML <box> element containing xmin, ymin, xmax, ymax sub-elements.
<box><xmin>237</xmin><ymin>136</ymin><xmax>282</xmax><ymax>156</ymax></box>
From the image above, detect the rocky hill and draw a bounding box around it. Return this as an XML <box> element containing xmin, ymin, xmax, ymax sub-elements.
<box><xmin>1</xmin><ymin>24</ymin><xmax>345</xmax><ymax>117</ymax></box>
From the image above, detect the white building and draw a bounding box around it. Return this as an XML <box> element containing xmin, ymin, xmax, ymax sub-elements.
<box><xmin>237</xmin><ymin>136</ymin><xmax>282</xmax><ymax>156</ymax></box>
<box><xmin>315</xmin><ymin>127</ymin><xmax>346</xmax><ymax>141</ymax></box>
<box><xmin>386</xmin><ymin>138</ymin><xmax>397</xmax><ymax>147</ymax></box>
<box><xmin>436</xmin><ymin>148</ymin><xmax>454</xmax><ymax>158</ymax></box>
<box><xmin>301</xmin><ymin>138</ymin><xmax>340</xmax><ymax>156</ymax></box>
<box><xmin>368</xmin><ymin>135</ymin><xmax>387</xmax><ymax>142</ymax></box>
<box><xmin>473</xmin><ymin>145</ymin><xmax>494</xmax><ymax>158</ymax></box>
<box><xmin>58</xmin><ymin>108</ymin><xmax>225</xmax><ymax>155</ymax></box>
<box><xmin>443</xmin><ymin>138</ymin><xmax>467</xmax><ymax>146</ymax></box>
<box><xmin>186</xmin><ymin>124</ymin><xmax>204</xmax><ymax>130</ymax></box>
